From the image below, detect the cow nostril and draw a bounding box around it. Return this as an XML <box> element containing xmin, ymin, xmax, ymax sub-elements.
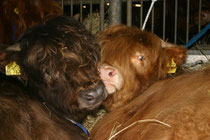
<box><xmin>108</xmin><ymin>70</ymin><xmax>116</xmax><ymax>77</ymax></box>
<box><xmin>108</xmin><ymin>72</ymin><xmax>113</xmax><ymax>76</ymax></box>
<box><xmin>80</xmin><ymin>89</ymin><xmax>96</xmax><ymax>101</ymax></box>
<box><xmin>85</xmin><ymin>94</ymin><xmax>95</xmax><ymax>101</ymax></box>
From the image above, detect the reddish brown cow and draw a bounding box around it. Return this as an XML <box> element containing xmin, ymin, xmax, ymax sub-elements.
<box><xmin>0</xmin><ymin>0</ymin><xmax>62</xmax><ymax>44</ymax></box>
<box><xmin>90</xmin><ymin>67</ymin><xmax>210</xmax><ymax>140</ymax></box>
<box><xmin>90</xmin><ymin>25</ymin><xmax>210</xmax><ymax>140</ymax></box>
<box><xmin>98</xmin><ymin>25</ymin><xmax>186</xmax><ymax>111</ymax></box>
<box><xmin>0</xmin><ymin>15</ymin><xmax>107</xmax><ymax>140</ymax></box>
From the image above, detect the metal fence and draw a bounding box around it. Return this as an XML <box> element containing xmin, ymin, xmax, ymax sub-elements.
<box><xmin>56</xmin><ymin>0</ymin><xmax>210</xmax><ymax>46</ymax></box>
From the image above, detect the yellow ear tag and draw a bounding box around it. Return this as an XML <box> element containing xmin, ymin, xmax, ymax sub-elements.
<box><xmin>14</xmin><ymin>8</ymin><xmax>19</xmax><ymax>15</ymax></box>
<box><xmin>5</xmin><ymin>62</ymin><xmax>21</xmax><ymax>75</ymax></box>
<box><xmin>167</xmin><ymin>58</ymin><xmax>177</xmax><ymax>73</ymax></box>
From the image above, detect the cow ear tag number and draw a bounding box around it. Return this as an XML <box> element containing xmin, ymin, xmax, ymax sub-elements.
<box><xmin>5</xmin><ymin>62</ymin><xmax>21</xmax><ymax>75</ymax></box>
<box><xmin>167</xmin><ymin>58</ymin><xmax>177</xmax><ymax>73</ymax></box>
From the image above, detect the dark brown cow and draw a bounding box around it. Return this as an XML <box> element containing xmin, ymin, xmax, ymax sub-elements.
<box><xmin>90</xmin><ymin>67</ymin><xmax>210</xmax><ymax>140</ymax></box>
<box><xmin>0</xmin><ymin>15</ymin><xmax>107</xmax><ymax>140</ymax></box>
<box><xmin>0</xmin><ymin>0</ymin><xmax>62</xmax><ymax>44</ymax></box>
<box><xmin>98</xmin><ymin>25</ymin><xmax>186</xmax><ymax>111</ymax></box>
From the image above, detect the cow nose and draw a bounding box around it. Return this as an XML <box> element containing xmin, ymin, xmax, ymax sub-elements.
<box><xmin>78</xmin><ymin>81</ymin><xmax>107</xmax><ymax>110</ymax></box>
<box><xmin>96</xmin><ymin>81</ymin><xmax>108</xmax><ymax>98</ymax></box>
<box><xmin>82</xmin><ymin>81</ymin><xmax>107</xmax><ymax>101</ymax></box>
<box><xmin>99</xmin><ymin>66</ymin><xmax>117</xmax><ymax>81</ymax></box>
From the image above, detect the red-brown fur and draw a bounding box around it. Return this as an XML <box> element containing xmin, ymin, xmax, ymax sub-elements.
<box><xmin>90</xmin><ymin>67</ymin><xmax>210</xmax><ymax>140</ymax></box>
<box><xmin>98</xmin><ymin>25</ymin><xmax>186</xmax><ymax>111</ymax></box>
<box><xmin>0</xmin><ymin>0</ymin><xmax>62</xmax><ymax>44</ymax></box>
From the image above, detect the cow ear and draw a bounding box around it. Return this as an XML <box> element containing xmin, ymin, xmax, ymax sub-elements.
<box><xmin>3</xmin><ymin>43</ymin><xmax>21</xmax><ymax>65</ymax></box>
<box><xmin>0</xmin><ymin>44</ymin><xmax>21</xmax><ymax>74</ymax></box>
<box><xmin>161</xmin><ymin>40</ymin><xmax>187</xmax><ymax>67</ymax></box>
<box><xmin>159</xmin><ymin>40</ymin><xmax>187</xmax><ymax>76</ymax></box>
<box><xmin>6</xmin><ymin>43</ymin><xmax>21</xmax><ymax>51</ymax></box>
<box><xmin>162</xmin><ymin>46</ymin><xmax>187</xmax><ymax>67</ymax></box>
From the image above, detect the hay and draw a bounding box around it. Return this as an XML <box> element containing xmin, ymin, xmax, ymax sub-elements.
<box><xmin>182</xmin><ymin>56</ymin><xmax>210</xmax><ymax>72</ymax></box>
<box><xmin>82</xmin><ymin>12</ymin><xmax>109</xmax><ymax>36</ymax></box>
<box><xmin>108</xmin><ymin>119</ymin><xmax>171</xmax><ymax>140</ymax></box>
<box><xmin>82</xmin><ymin>109</ymin><xmax>107</xmax><ymax>131</ymax></box>
<box><xmin>183</xmin><ymin>43</ymin><xmax>210</xmax><ymax>72</ymax></box>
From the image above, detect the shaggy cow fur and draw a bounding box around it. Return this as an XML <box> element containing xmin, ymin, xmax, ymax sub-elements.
<box><xmin>0</xmin><ymin>15</ymin><xmax>107</xmax><ymax>140</ymax></box>
<box><xmin>98</xmin><ymin>25</ymin><xmax>187</xmax><ymax>111</ymax></box>
<box><xmin>0</xmin><ymin>0</ymin><xmax>62</xmax><ymax>44</ymax></box>
<box><xmin>90</xmin><ymin>25</ymin><xmax>210</xmax><ymax>140</ymax></box>
<box><xmin>90</xmin><ymin>67</ymin><xmax>210</xmax><ymax>140</ymax></box>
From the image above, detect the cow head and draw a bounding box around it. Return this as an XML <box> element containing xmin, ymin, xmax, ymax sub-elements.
<box><xmin>2</xmin><ymin>16</ymin><xmax>107</xmax><ymax>121</ymax></box>
<box><xmin>98</xmin><ymin>25</ymin><xmax>187</xmax><ymax>111</ymax></box>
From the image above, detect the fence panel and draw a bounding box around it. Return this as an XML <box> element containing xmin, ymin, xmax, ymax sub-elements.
<box><xmin>57</xmin><ymin>0</ymin><xmax>209</xmax><ymax>46</ymax></box>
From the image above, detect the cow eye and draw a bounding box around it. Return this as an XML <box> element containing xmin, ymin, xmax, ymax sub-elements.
<box><xmin>138</xmin><ymin>56</ymin><xmax>144</xmax><ymax>61</ymax></box>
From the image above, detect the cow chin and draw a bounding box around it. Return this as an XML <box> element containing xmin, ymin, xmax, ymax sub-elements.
<box><xmin>103</xmin><ymin>74</ymin><xmax>124</xmax><ymax>95</ymax></box>
<box><xmin>78</xmin><ymin>101</ymin><xmax>103</xmax><ymax>111</ymax></box>
<box><xmin>104</xmin><ymin>84</ymin><xmax>117</xmax><ymax>94</ymax></box>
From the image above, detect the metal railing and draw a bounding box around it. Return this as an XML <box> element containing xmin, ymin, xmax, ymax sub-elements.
<box><xmin>56</xmin><ymin>0</ymin><xmax>209</xmax><ymax>46</ymax></box>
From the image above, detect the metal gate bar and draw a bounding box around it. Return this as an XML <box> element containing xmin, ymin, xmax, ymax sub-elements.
<box><xmin>59</xmin><ymin>0</ymin><xmax>207</xmax><ymax>45</ymax></box>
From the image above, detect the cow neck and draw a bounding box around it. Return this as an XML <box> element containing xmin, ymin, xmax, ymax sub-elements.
<box><xmin>42</xmin><ymin>102</ymin><xmax>89</xmax><ymax>136</ymax></box>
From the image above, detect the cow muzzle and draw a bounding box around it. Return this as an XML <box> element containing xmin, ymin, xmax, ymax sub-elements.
<box><xmin>77</xmin><ymin>81</ymin><xmax>107</xmax><ymax>110</ymax></box>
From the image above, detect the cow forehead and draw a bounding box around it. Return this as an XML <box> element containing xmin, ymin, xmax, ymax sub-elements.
<box><xmin>17</xmin><ymin>17</ymin><xmax>100</xmax><ymax>60</ymax></box>
<box><xmin>15</xmin><ymin>16</ymin><xmax>100</xmax><ymax>82</ymax></box>
<box><xmin>101</xmin><ymin>37</ymin><xmax>161</xmax><ymax>63</ymax></box>
<box><xmin>100</xmin><ymin>28</ymin><xmax>162</xmax><ymax>54</ymax></box>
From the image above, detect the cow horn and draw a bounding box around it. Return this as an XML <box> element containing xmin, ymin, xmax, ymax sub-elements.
<box><xmin>6</xmin><ymin>43</ymin><xmax>21</xmax><ymax>51</ymax></box>
<box><xmin>161</xmin><ymin>39</ymin><xmax>174</xmax><ymax>48</ymax></box>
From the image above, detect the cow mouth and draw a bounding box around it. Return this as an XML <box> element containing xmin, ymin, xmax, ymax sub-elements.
<box><xmin>81</xmin><ymin>101</ymin><xmax>103</xmax><ymax>111</ymax></box>
<box><xmin>103</xmin><ymin>82</ymin><xmax>117</xmax><ymax>95</ymax></box>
